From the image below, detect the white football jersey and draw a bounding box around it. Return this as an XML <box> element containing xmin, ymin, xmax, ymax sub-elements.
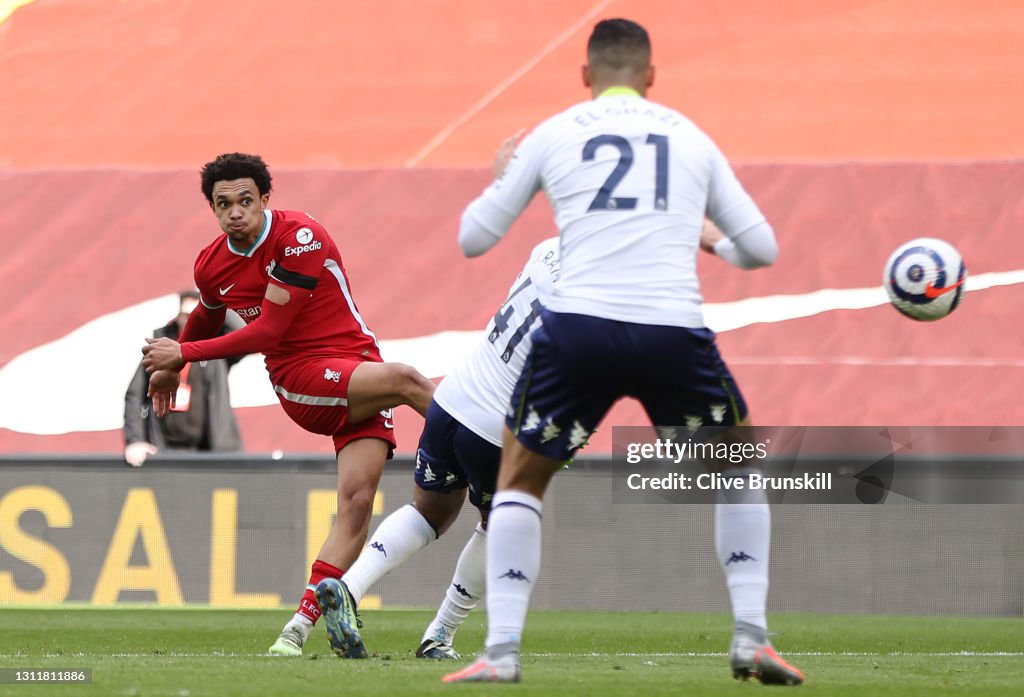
<box><xmin>462</xmin><ymin>90</ymin><xmax>766</xmax><ymax>328</ymax></box>
<box><xmin>434</xmin><ymin>238</ymin><xmax>560</xmax><ymax>446</ymax></box>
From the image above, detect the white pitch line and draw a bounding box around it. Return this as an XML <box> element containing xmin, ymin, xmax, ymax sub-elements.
<box><xmin>404</xmin><ymin>0</ymin><xmax>616</xmax><ymax>166</ymax></box>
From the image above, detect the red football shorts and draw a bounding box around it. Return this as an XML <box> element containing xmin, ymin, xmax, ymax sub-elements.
<box><xmin>270</xmin><ymin>356</ymin><xmax>396</xmax><ymax>455</ymax></box>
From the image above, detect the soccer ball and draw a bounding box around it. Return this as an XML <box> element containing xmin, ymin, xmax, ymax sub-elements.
<box><xmin>883</xmin><ymin>238</ymin><xmax>966</xmax><ymax>321</ymax></box>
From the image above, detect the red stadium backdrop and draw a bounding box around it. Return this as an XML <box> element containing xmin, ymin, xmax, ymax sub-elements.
<box><xmin>1</xmin><ymin>0</ymin><xmax>1023</xmax><ymax>456</ymax></box>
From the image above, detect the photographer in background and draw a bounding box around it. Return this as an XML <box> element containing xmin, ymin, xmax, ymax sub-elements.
<box><xmin>123</xmin><ymin>290</ymin><xmax>243</xmax><ymax>466</ymax></box>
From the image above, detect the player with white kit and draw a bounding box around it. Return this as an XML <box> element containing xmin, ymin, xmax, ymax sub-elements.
<box><xmin>316</xmin><ymin>238</ymin><xmax>561</xmax><ymax>659</ymax></box>
<box><xmin>444</xmin><ymin>18</ymin><xmax>803</xmax><ymax>686</ymax></box>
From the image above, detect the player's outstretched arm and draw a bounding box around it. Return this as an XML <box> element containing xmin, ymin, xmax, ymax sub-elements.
<box><xmin>491</xmin><ymin>129</ymin><xmax>525</xmax><ymax>179</ymax></box>
<box><xmin>144</xmin><ymin>282</ymin><xmax>309</xmax><ymax>371</ymax></box>
<box><xmin>705</xmin><ymin>144</ymin><xmax>778</xmax><ymax>270</ymax></box>
<box><xmin>458</xmin><ymin>129</ymin><xmax>543</xmax><ymax>258</ymax></box>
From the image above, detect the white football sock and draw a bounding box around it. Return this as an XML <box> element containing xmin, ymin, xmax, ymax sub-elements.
<box><xmin>343</xmin><ymin>504</ymin><xmax>436</xmax><ymax>605</ymax></box>
<box><xmin>485</xmin><ymin>491</ymin><xmax>542</xmax><ymax>654</ymax></box>
<box><xmin>423</xmin><ymin>523</ymin><xmax>487</xmax><ymax>644</ymax></box>
<box><xmin>715</xmin><ymin>471</ymin><xmax>770</xmax><ymax>630</ymax></box>
<box><xmin>285</xmin><ymin>613</ymin><xmax>313</xmax><ymax>644</ymax></box>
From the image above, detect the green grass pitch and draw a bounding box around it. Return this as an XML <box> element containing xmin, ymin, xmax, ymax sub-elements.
<box><xmin>1</xmin><ymin>608</ymin><xmax>1022</xmax><ymax>696</ymax></box>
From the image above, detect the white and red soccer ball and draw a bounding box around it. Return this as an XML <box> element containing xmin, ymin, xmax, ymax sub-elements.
<box><xmin>883</xmin><ymin>238</ymin><xmax>966</xmax><ymax>321</ymax></box>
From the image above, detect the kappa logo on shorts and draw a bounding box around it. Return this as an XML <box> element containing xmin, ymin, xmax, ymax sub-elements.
<box><xmin>540</xmin><ymin>417</ymin><xmax>562</xmax><ymax>444</ymax></box>
<box><xmin>423</xmin><ymin>464</ymin><xmax>437</xmax><ymax>482</ymax></box>
<box><xmin>568</xmin><ymin>421</ymin><xmax>591</xmax><ymax>450</ymax></box>
<box><xmin>521</xmin><ymin>406</ymin><xmax>541</xmax><ymax>432</ymax></box>
<box><xmin>710</xmin><ymin>404</ymin><xmax>728</xmax><ymax>424</ymax></box>
<box><xmin>324</xmin><ymin>368</ymin><xmax>342</xmax><ymax>383</ymax></box>
<box><xmin>380</xmin><ymin>408</ymin><xmax>394</xmax><ymax>429</ymax></box>
<box><xmin>685</xmin><ymin>415</ymin><xmax>704</xmax><ymax>432</ymax></box>
<box><xmin>657</xmin><ymin>426</ymin><xmax>679</xmax><ymax>441</ymax></box>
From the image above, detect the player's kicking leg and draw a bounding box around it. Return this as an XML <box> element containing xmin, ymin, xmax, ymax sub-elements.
<box><xmin>345</xmin><ymin>362</ymin><xmax>435</xmax><ymax>422</ymax></box>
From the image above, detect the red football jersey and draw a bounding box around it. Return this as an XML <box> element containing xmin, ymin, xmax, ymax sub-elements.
<box><xmin>191</xmin><ymin>209</ymin><xmax>381</xmax><ymax>371</ymax></box>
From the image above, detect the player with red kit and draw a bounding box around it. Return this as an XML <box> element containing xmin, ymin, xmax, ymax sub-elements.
<box><xmin>142</xmin><ymin>152</ymin><xmax>435</xmax><ymax>658</ymax></box>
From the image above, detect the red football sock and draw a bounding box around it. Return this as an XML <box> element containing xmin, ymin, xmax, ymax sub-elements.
<box><xmin>297</xmin><ymin>559</ymin><xmax>344</xmax><ymax>624</ymax></box>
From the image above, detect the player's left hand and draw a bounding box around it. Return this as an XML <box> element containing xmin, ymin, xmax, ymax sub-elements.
<box><xmin>142</xmin><ymin>337</ymin><xmax>185</xmax><ymax>373</ymax></box>
<box><xmin>492</xmin><ymin>129</ymin><xmax>526</xmax><ymax>179</ymax></box>
<box><xmin>147</xmin><ymin>369</ymin><xmax>181</xmax><ymax>418</ymax></box>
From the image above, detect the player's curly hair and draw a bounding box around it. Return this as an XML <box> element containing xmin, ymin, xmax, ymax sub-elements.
<box><xmin>587</xmin><ymin>18</ymin><xmax>651</xmax><ymax>71</ymax></box>
<box><xmin>200</xmin><ymin>153</ymin><xmax>273</xmax><ymax>202</ymax></box>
